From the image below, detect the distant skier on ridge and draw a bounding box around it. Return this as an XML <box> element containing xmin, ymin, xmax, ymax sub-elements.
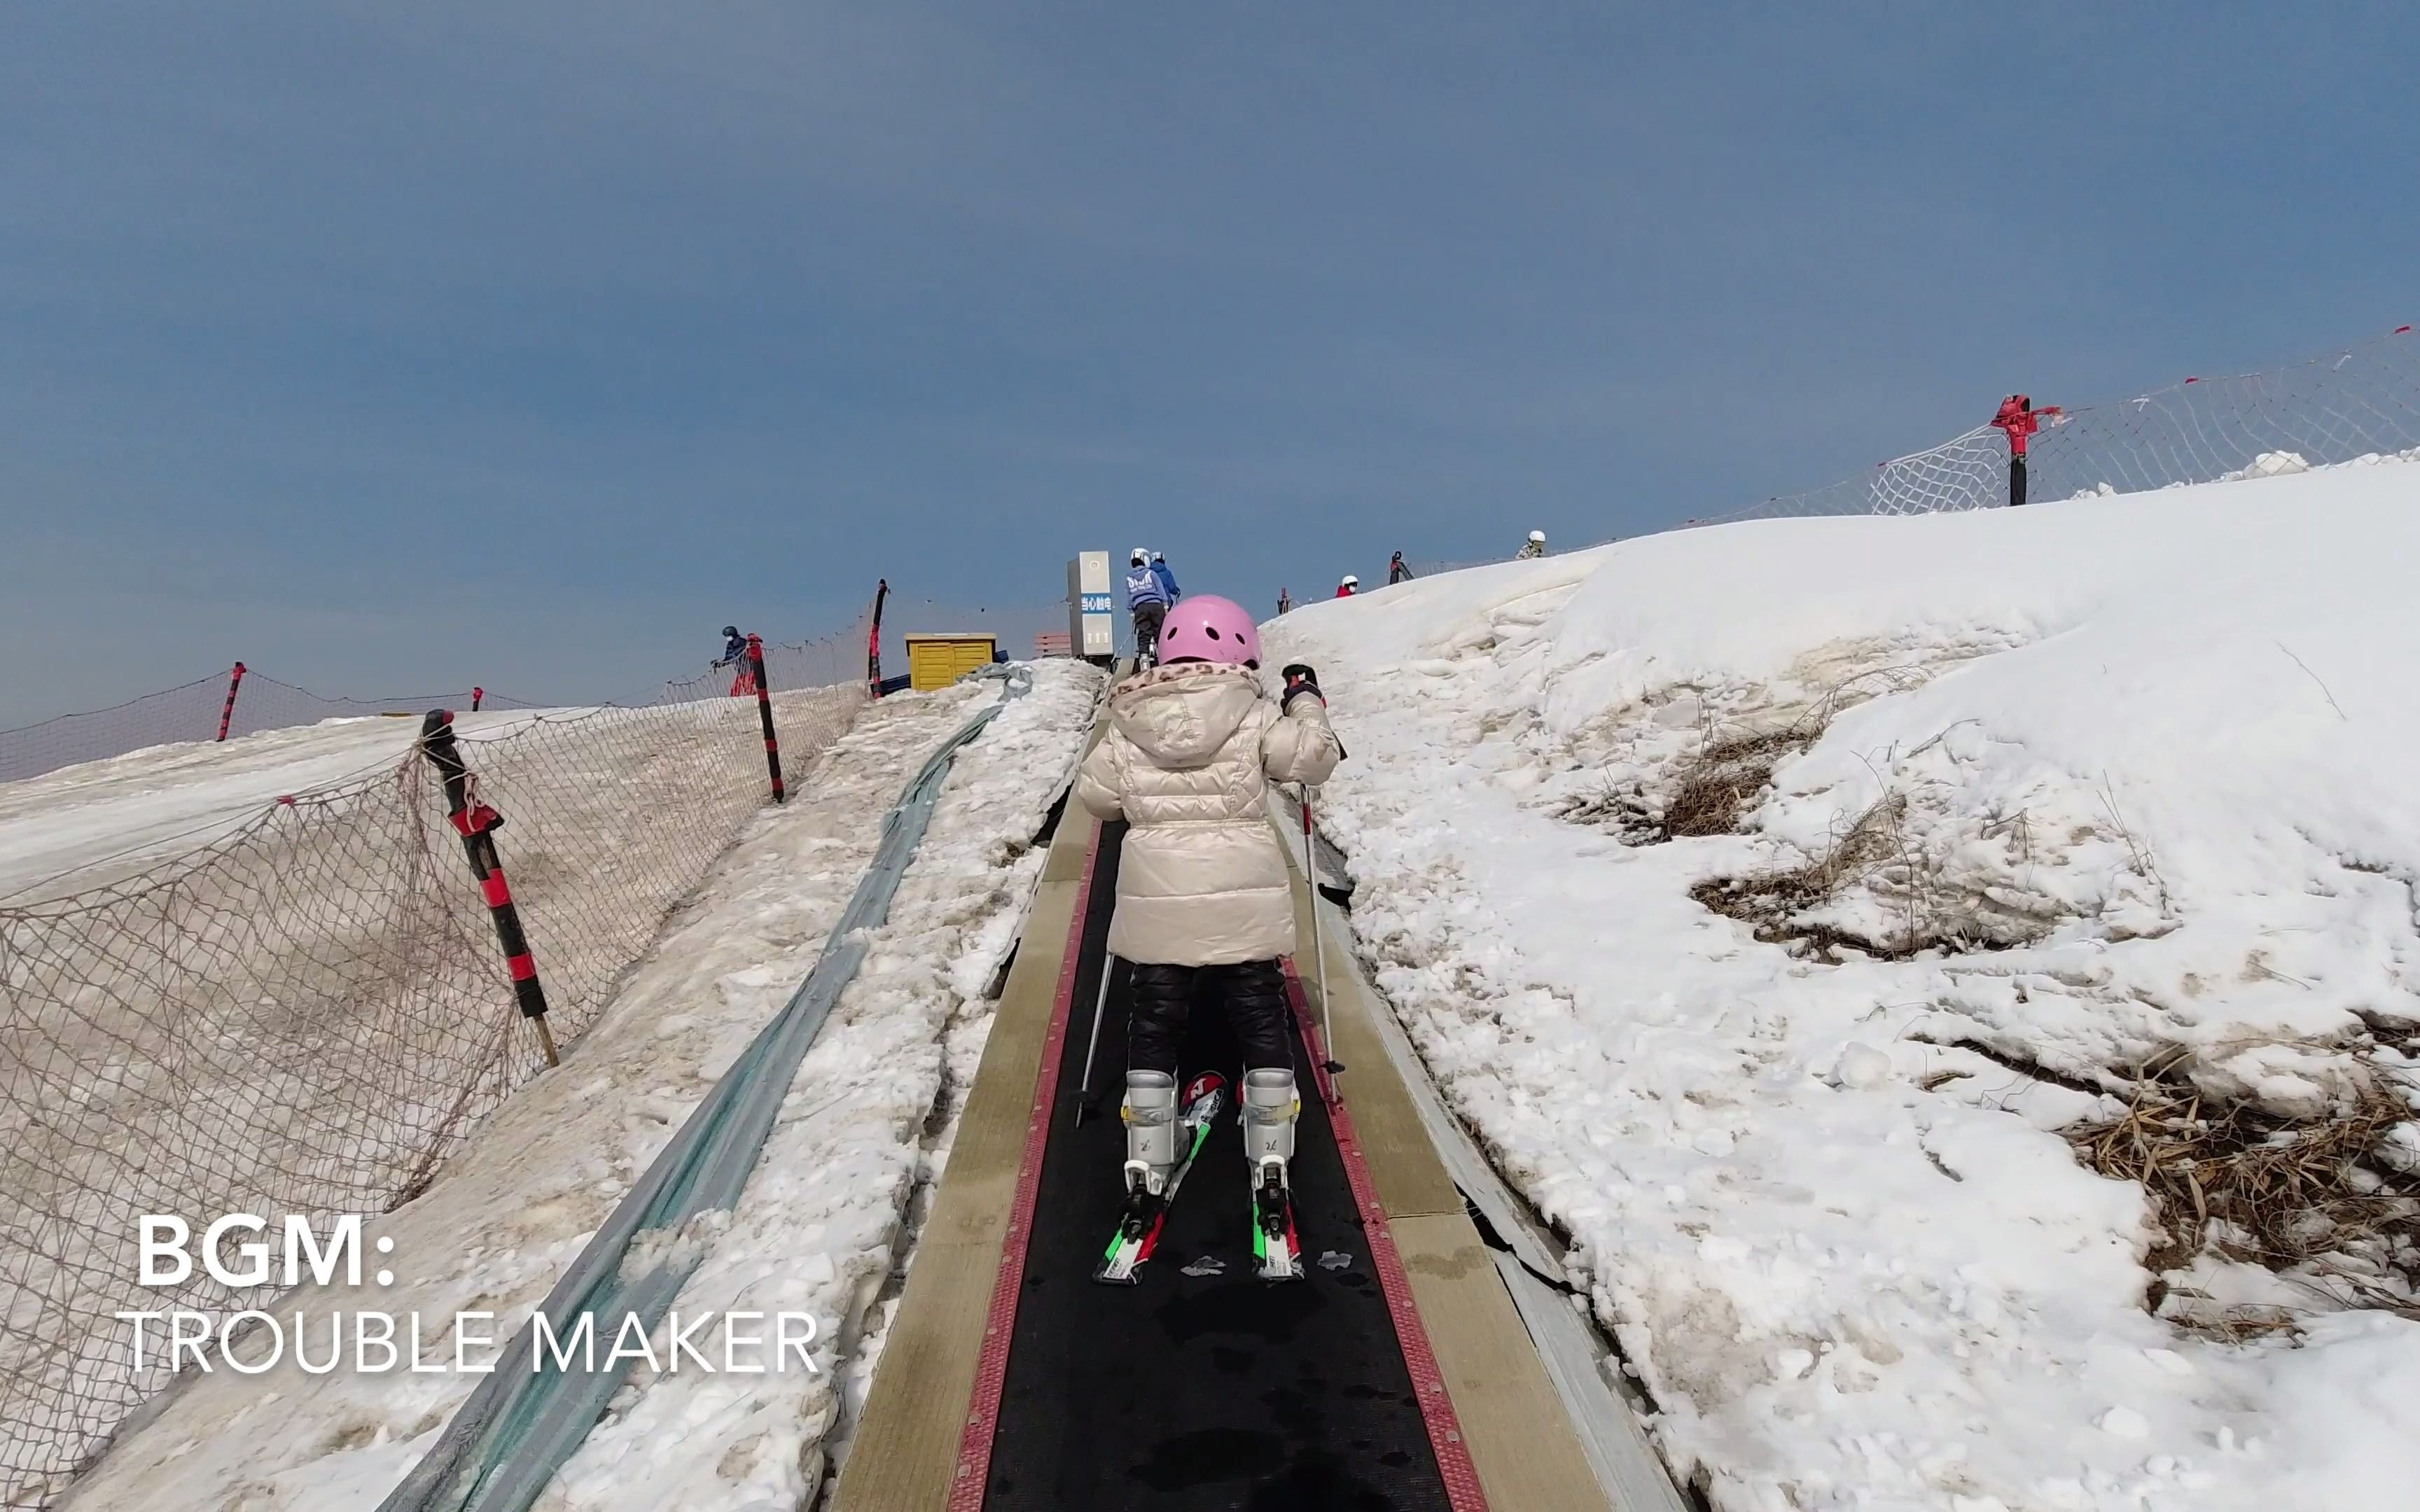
<box><xmin>1516</xmin><ymin>529</ymin><xmax>1547</xmax><ymax>559</ymax></box>
<box><xmin>1076</xmin><ymin>593</ymin><xmax>1342</xmax><ymax>1282</ymax></box>
<box><xmin>1991</xmin><ymin>394</ymin><xmax>2063</xmax><ymax>507</ymax></box>
<box><xmin>713</xmin><ymin>625</ymin><xmax>758</xmax><ymax>696</ymax></box>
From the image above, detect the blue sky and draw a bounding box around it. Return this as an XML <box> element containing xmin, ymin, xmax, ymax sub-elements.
<box><xmin>4</xmin><ymin>2</ymin><xmax>2412</xmax><ymax>720</ymax></box>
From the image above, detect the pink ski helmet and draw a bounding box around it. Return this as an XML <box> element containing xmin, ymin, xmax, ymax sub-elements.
<box><xmin>1157</xmin><ymin>594</ymin><xmax>1262</xmax><ymax>669</ymax></box>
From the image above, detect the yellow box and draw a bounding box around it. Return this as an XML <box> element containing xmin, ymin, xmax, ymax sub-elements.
<box><xmin>904</xmin><ymin>633</ymin><xmax>1000</xmax><ymax>692</ymax></box>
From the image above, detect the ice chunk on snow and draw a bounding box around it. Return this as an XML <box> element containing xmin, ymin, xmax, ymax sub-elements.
<box><xmin>1833</xmin><ymin>1042</ymin><xmax>1894</xmax><ymax>1089</ymax></box>
<box><xmin>2226</xmin><ymin>450</ymin><xmax>2311</xmax><ymax>479</ymax></box>
<box><xmin>2099</xmin><ymin>1406</ymin><xmax>2150</xmax><ymax>1438</ymax></box>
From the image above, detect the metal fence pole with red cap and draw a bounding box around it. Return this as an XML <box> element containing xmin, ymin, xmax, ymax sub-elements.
<box><xmin>747</xmin><ymin>634</ymin><xmax>785</xmax><ymax>804</ymax></box>
<box><xmin>418</xmin><ymin>708</ymin><xmax>560</xmax><ymax>1067</ymax></box>
<box><xmin>216</xmin><ymin>662</ymin><xmax>247</xmax><ymax>741</ymax></box>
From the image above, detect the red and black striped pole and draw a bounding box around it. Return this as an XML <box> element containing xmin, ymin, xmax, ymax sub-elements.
<box><xmin>216</xmin><ymin>662</ymin><xmax>247</xmax><ymax>741</ymax></box>
<box><xmin>471</xmin><ymin>686</ymin><xmax>484</xmax><ymax>712</ymax></box>
<box><xmin>866</xmin><ymin>578</ymin><xmax>889</xmax><ymax>699</ymax></box>
<box><xmin>747</xmin><ymin>634</ymin><xmax>785</xmax><ymax>804</ymax></box>
<box><xmin>419</xmin><ymin>708</ymin><xmax>559</xmax><ymax>1068</ymax></box>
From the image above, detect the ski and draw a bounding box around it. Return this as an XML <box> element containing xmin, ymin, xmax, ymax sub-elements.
<box><xmin>1251</xmin><ymin>1159</ymin><xmax>1303</xmax><ymax>1282</ymax></box>
<box><xmin>1094</xmin><ymin>1072</ymin><xmax>1225</xmax><ymax>1284</ymax></box>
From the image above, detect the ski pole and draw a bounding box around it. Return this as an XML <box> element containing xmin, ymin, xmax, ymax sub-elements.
<box><xmin>1075</xmin><ymin>952</ymin><xmax>1116</xmax><ymax>1127</ymax></box>
<box><xmin>1300</xmin><ymin>785</ymin><xmax>1342</xmax><ymax>1079</ymax></box>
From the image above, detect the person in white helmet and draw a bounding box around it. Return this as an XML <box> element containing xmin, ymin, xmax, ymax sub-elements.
<box><xmin>1335</xmin><ymin>574</ymin><xmax>1359</xmax><ymax>598</ymax></box>
<box><xmin>1515</xmin><ymin>529</ymin><xmax>1547</xmax><ymax>560</ymax></box>
<box><xmin>1126</xmin><ymin>547</ymin><xmax>1169</xmax><ymax>666</ymax></box>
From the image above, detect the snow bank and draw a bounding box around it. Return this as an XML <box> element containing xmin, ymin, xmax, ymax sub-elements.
<box><xmin>1266</xmin><ymin>460</ymin><xmax>2420</xmax><ymax>1511</ymax></box>
<box><xmin>0</xmin><ymin>712</ymin><xmax>510</xmax><ymax>902</ymax></box>
<box><xmin>0</xmin><ymin>690</ymin><xmax>847</xmax><ymax>903</ymax></box>
<box><xmin>65</xmin><ymin>661</ymin><xmax>1100</xmax><ymax>1512</ymax></box>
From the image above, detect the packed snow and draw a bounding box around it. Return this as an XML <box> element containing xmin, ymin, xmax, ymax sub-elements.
<box><xmin>0</xmin><ymin>711</ymin><xmax>515</xmax><ymax>903</ymax></box>
<box><xmin>60</xmin><ymin>660</ymin><xmax>1100</xmax><ymax>1511</ymax></box>
<box><xmin>0</xmin><ymin>690</ymin><xmax>855</xmax><ymax>904</ymax></box>
<box><xmin>1266</xmin><ymin>457</ymin><xmax>2420</xmax><ymax>1511</ymax></box>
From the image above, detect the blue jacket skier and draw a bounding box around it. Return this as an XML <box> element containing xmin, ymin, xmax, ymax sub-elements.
<box><xmin>1125</xmin><ymin>548</ymin><xmax>1170</xmax><ymax>666</ymax></box>
<box><xmin>1149</xmin><ymin>552</ymin><xmax>1181</xmax><ymax>606</ymax></box>
<box><xmin>715</xmin><ymin>626</ymin><xmax>759</xmax><ymax>696</ymax></box>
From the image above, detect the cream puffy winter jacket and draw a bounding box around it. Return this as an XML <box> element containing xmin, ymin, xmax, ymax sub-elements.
<box><xmin>1076</xmin><ymin>662</ymin><xmax>1341</xmax><ymax>966</ymax></box>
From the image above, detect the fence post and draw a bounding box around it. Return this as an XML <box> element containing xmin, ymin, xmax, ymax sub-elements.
<box><xmin>866</xmin><ymin>578</ymin><xmax>890</xmax><ymax>699</ymax></box>
<box><xmin>418</xmin><ymin>708</ymin><xmax>560</xmax><ymax>1068</ymax></box>
<box><xmin>748</xmin><ymin>634</ymin><xmax>785</xmax><ymax>804</ymax></box>
<box><xmin>471</xmin><ymin>686</ymin><xmax>484</xmax><ymax>713</ymax></box>
<box><xmin>216</xmin><ymin>662</ymin><xmax>247</xmax><ymax>741</ymax></box>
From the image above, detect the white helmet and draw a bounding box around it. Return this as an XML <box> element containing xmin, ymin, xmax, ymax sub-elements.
<box><xmin>1131</xmin><ymin>547</ymin><xmax>1150</xmax><ymax>564</ymax></box>
<box><xmin>1341</xmin><ymin>574</ymin><xmax>1359</xmax><ymax>587</ymax></box>
<box><xmin>1528</xmin><ymin>529</ymin><xmax>1545</xmax><ymax>543</ymax></box>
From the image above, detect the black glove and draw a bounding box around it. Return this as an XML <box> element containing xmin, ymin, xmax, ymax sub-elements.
<box><xmin>1280</xmin><ymin>663</ymin><xmax>1322</xmax><ymax>708</ymax></box>
<box><xmin>1279</xmin><ymin>664</ymin><xmax>1347</xmax><ymax>760</ymax></box>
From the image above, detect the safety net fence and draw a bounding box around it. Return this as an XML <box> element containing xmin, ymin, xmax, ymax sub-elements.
<box><xmin>0</xmin><ymin>637</ymin><xmax>870</xmax><ymax>1506</ymax></box>
<box><xmin>1402</xmin><ymin>323</ymin><xmax>2420</xmax><ymax>579</ymax></box>
<box><xmin>0</xmin><ymin>589</ymin><xmax>1085</xmax><ymax>794</ymax></box>
<box><xmin>0</xmin><ymin>674</ymin><xmax>555</xmax><ymax>790</ymax></box>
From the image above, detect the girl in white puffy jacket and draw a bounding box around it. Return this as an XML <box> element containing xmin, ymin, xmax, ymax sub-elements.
<box><xmin>1074</xmin><ymin>593</ymin><xmax>1340</xmax><ymax>1270</ymax></box>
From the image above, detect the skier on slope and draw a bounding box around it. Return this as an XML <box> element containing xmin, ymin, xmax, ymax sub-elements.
<box><xmin>1335</xmin><ymin>574</ymin><xmax>1358</xmax><ymax>598</ymax></box>
<box><xmin>1388</xmin><ymin>551</ymin><xmax>1412</xmax><ymax>584</ymax></box>
<box><xmin>1515</xmin><ymin>529</ymin><xmax>1547</xmax><ymax>559</ymax></box>
<box><xmin>1075</xmin><ymin>594</ymin><xmax>1342</xmax><ymax>1280</ymax></box>
<box><xmin>1125</xmin><ymin>547</ymin><xmax>1170</xmax><ymax>666</ymax></box>
<box><xmin>1150</xmin><ymin>550</ymin><xmax>1182</xmax><ymax>606</ymax></box>
<box><xmin>1990</xmin><ymin>394</ymin><xmax>2064</xmax><ymax>507</ymax></box>
<box><xmin>714</xmin><ymin>626</ymin><xmax>758</xmax><ymax>696</ymax></box>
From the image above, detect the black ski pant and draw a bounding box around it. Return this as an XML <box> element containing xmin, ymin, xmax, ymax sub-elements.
<box><xmin>2008</xmin><ymin>454</ymin><xmax>2029</xmax><ymax>507</ymax></box>
<box><xmin>1132</xmin><ymin>601</ymin><xmax>1165</xmax><ymax>666</ymax></box>
<box><xmin>1126</xmin><ymin>959</ymin><xmax>1293</xmax><ymax>1077</ymax></box>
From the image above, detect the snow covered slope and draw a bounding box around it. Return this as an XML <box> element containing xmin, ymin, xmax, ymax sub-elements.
<box><xmin>64</xmin><ymin>662</ymin><xmax>1100</xmax><ymax>1512</ymax></box>
<box><xmin>1265</xmin><ymin>458</ymin><xmax>2420</xmax><ymax>1512</ymax></box>
<box><xmin>0</xmin><ymin>711</ymin><xmax>514</xmax><ymax>902</ymax></box>
<box><xmin>0</xmin><ymin>690</ymin><xmax>845</xmax><ymax>904</ymax></box>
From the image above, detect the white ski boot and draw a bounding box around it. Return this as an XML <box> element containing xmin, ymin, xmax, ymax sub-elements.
<box><xmin>1097</xmin><ymin>1071</ymin><xmax>1226</xmax><ymax>1284</ymax></box>
<box><xmin>1243</xmin><ymin>1068</ymin><xmax>1302</xmax><ymax>1280</ymax></box>
<box><xmin>1122</xmin><ymin>1070</ymin><xmax>1178</xmax><ymax>1199</ymax></box>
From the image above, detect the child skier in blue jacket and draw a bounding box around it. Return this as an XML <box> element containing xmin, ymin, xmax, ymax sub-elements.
<box><xmin>1125</xmin><ymin>548</ymin><xmax>1169</xmax><ymax>666</ymax></box>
